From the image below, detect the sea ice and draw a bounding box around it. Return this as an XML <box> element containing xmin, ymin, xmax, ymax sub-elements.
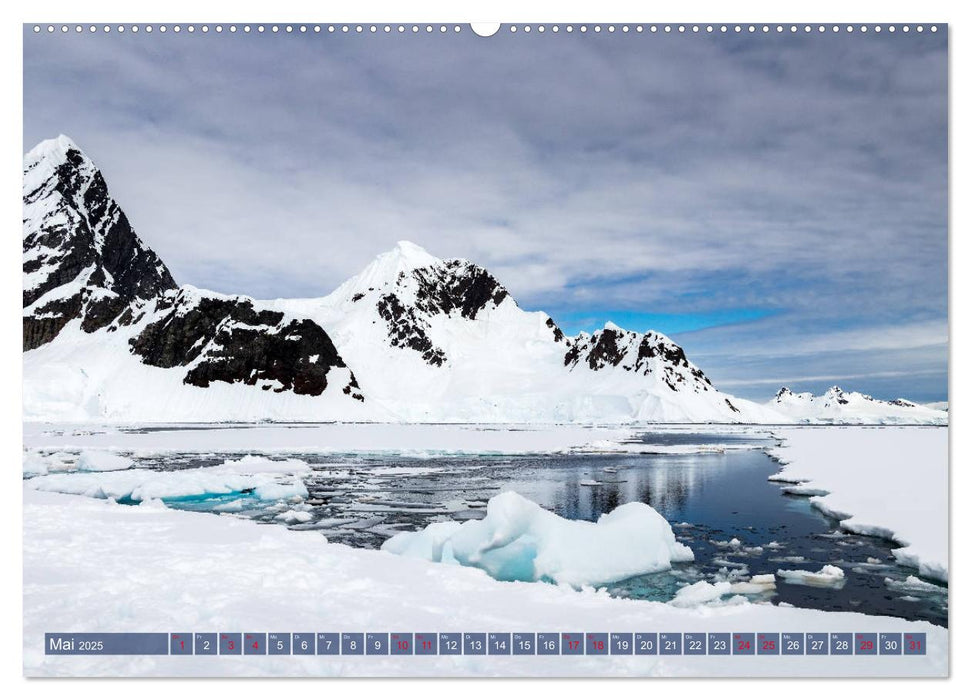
<box><xmin>22</xmin><ymin>454</ymin><xmax>49</xmax><ymax>477</ymax></box>
<box><xmin>382</xmin><ymin>491</ymin><xmax>693</xmax><ymax>587</ymax></box>
<box><xmin>23</xmin><ymin>488</ymin><xmax>949</xmax><ymax>677</ymax></box>
<box><xmin>768</xmin><ymin>426</ymin><xmax>947</xmax><ymax>582</ymax></box>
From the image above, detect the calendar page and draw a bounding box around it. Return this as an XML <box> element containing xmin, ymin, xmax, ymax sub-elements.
<box><xmin>21</xmin><ymin>21</ymin><xmax>948</xmax><ymax>678</ymax></box>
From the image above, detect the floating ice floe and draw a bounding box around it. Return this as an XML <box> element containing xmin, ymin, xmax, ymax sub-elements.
<box><xmin>275</xmin><ymin>509</ymin><xmax>314</xmax><ymax>524</ymax></box>
<box><xmin>671</xmin><ymin>574</ymin><xmax>776</xmax><ymax>607</ymax></box>
<box><xmin>212</xmin><ymin>498</ymin><xmax>248</xmax><ymax>513</ymax></box>
<box><xmin>670</xmin><ymin>581</ymin><xmax>733</xmax><ymax>607</ymax></box>
<box><xmin>729</xmin><ymin>574</ymin><xmax>777</xmax><ymax>595</ymax></box>
<box><xmin>776</xmin><ymin>565</ymin><xmax>846</xmax><ymax>588</ymax></box>
<box><xmin>381</xmin><ymin>491</ymin><xmax>693</xmax><ymax>587</ymax></box>
<box><xmin>76</xmin><ymin>450</ymin><xmax>134</xmax><ymax>472</ymax></box>
<box><xmin>24</xmin><ymin>456</ymin><xmax>310</xmax><ymax>503</ymax></box>
<box><xmin>884</xmin><ymin>576</ymin><xmax>947</xmax><ymax>595</ymax></box>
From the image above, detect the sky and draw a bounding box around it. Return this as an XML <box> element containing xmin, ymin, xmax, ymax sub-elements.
<box><xmin>23</xmin><ymin>25</ymin><xmax>948</xmax><ymax>402</ymax></box>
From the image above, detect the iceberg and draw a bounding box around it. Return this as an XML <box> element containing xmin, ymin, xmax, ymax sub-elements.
<box><xmin>381</xmin><ymin>491</ymin><xmax>693</xmax><ymax>587</ymax></box>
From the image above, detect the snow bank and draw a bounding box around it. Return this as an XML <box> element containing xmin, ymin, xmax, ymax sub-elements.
<box><xmin>76</xmin><ymin>450</ymin><xmax>133</xmax><ymax>472</ymax></box>
<box><xmin>767</xmin><ymin>427</ymin><xmax>947</xmax><ymax>582</ymax></box>
<box><xmin>382</xmin><ymin>491</ymin><xmax>693</xmax><ymax>587</ymax></box>
<box><xmin>23</xmin><ymin>488</ymin><xmax>947</xmax><ymax>677</ymax></box>
<box><xmin>24</xmin><ymin>456</ymin><xmax>310</xmax><ymax>503</ymax></box>
<box><xmin>777</xmin><ymin>565</ymin><xmax>846</xmax><ymax>588</ymax></box>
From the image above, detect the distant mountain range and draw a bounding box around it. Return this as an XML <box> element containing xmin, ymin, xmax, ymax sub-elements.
<box><xmin>770</xmin><ymin>387</ymin><xmax>946</xmax><ymax>425</ymax></box>
<box><xmin>22</xmin><ymin>136</ymin><xmax>947</xmax><ymax>425</ymax></box>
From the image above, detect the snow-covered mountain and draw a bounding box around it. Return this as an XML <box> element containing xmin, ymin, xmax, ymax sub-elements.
<box><xmin>23</xmin><ymin>135</ymin><xmax>177</xmax><ymax>349</ymax></box>
<box><xmin>23</xmin><ymin>136</ymin><xmax>368</xmax><ymax>421</ymax></box>
<box><xmin>770</xmin><ymin>387</ymin><xmax>947</xmax><ymax>425</ymax></box>
<box><xmin>271</xmin><ymin>241</ymin><xmax>777</xmax><ymax>423</ymax></box>
<box><xmin>22</xmin><ymin>136</ymin><xmax>945</xmax><ymax>425</ymax></box>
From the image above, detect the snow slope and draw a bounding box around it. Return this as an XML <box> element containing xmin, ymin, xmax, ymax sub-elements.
<box><xmin>769</xmin><ymin>387</ymin><xmax>946</xmax><ymax>425</ymax></box>
<box><xmin>767</xmin><ymin>426</ymin><xmax>948</xmax><ymax>582</ymax></box>
<box><xmin>24</xmin><ymin>488</ymin><xmax>946</xmax><ymax>677</ymax></box>
<box><xmin>271</xmin><ymin>241</ymin><xmax>782</xmax><ymax>424</ymax></box>
<box><xmin>22</xmin><ymin>316</ymin><xmax>375</xmax><ymax>423</ymax></box>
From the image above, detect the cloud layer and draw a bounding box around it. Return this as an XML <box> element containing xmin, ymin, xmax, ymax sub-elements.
<box><xmin>23</xmin><ymin>27</ymin><xmax>948</xmax><ymax>401</ymax></box>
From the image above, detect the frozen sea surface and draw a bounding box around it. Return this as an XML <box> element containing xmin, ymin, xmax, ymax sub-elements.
<box><xmin>23</xmin><ymin>424</ymin><xmax>947</xmax><ymax>627</ymax></box>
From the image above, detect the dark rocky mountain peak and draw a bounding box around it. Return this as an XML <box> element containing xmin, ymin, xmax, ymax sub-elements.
<box><xmin>23</xmin><ymin>135</ymin><xmax>176</xmax><ymax>349</ymax></box>
<box><xmin>564</xmin><ymin>322</ymin><xmax>713</xmax><ymax>392</ymax></box>
<box><xmin>23</xmin><ymin>136</ymin><xmax>364</xmax><ymax>403</ymax></box>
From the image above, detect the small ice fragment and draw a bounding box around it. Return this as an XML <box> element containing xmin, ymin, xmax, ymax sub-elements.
<box><xmin>275</xmin><ymin>509</ymin><xmax>313</xmax><ymax>523</ymax></box>
<box><xmin>213</xmin><ymin>498</ymin><xmax>247</xmax><ymax>513</ymax></box>
<box><xmin>729</xmin><ymin>573</ymin><xmax>776</xmax><ymax>595</ymax></box>
<box><xmin>884</xmin><ymin>575</ymin><xmax>946</xmax><ymax>594</ymax></box>
<box><xmin>776</xmin><ymin>565</ymin><xmax>846</xmax><ymax>588</ymax></box>
<box><xmin>670</xmin><ymin>580</ymin><xmax>732</xmax><ymax>607</ymax></box>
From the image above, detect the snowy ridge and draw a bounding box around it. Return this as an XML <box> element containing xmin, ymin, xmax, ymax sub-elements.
<box><xmin>771</xmin><ymin>387</ymin><xmax>947</xmax><ymax>425</ymax></box>
<box><xmin>273</xmin><ymin>241</ymin><xmax>780</xmax><ymax>423</ymax></box>
<box><xmin>22</xmin><ymin>136</ymin><xmax>942</xmax><ymax>424</ymax></box>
